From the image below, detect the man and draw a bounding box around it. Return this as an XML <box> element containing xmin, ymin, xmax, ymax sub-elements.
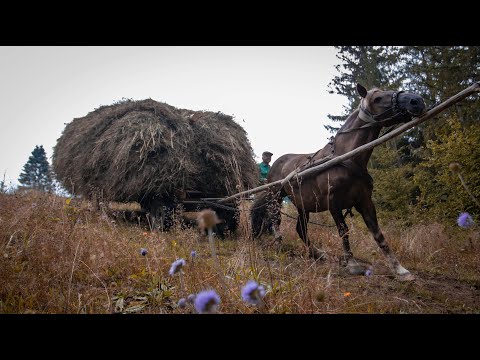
<box><xmin>257</xmin><ymin>151</ymin><xmax>278</xmax><ymax>236</ymax></box>
<box><xmin>258</xmin><ymin>151</ymin><xmax>273</xmax><ymax>185</ymax></box>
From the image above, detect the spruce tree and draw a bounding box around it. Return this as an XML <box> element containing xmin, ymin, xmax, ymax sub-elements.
<box><xmin>326</xmin><ymin>46</ymin><xmax>402</xmax><ymax>132</ymax></box>
<box><xmin>328</xmin><ymin>46</ymin><xmax>480</xmax><ymax>221</ymax></box>
<box><xmin>18</xmin><ymin>145</ymin><xmax>53</xmax><ymax>191</ymax></box>
<box><xmin>327</xmin><ymin>46</ymin><xmax>421</xmax><ymax>215</ymax></box>
<box><xmin>397</xmin><ymin>46</ymin><xmax>480</xmax><ymax>145</ymax></box>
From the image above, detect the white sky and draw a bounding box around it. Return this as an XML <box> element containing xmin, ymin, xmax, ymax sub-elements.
<box><xmin>0</xmin><ymin>46</ymin><xmax>347</xmax><ymax>187</ymax></box>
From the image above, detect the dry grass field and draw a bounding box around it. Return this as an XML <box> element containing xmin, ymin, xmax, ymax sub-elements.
<box><xmin>1</xmin><ymin>190</ymin><xmax>479</xmax><ymax>314</ymax></box>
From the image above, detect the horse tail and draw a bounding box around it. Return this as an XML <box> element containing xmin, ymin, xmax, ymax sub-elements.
<box><xmin>251</xmin><ymin>188</ymin><xmax>283</xmax><ymax>238</ymax></box>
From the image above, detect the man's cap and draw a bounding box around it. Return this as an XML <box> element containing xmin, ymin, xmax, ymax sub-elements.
<box><xmin>262</xmin><ymin>151</ymin><xmax>273</xmax><ymax>156</ymax></box>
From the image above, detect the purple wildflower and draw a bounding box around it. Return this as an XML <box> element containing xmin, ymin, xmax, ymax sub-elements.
<box><xmin>194</xmin><ymin>290</ymin><xmax>220</xmax><ymax>314</ymax></box>
<box><xmin>191</xmin><ymin>250</ymin><xmax>196</xmax><ymax>259</ymax></box>
<box><xmin>187</xmin><ymin>294</ymin><xmax>196</xmax><ymax>304</ymax></box>
<box><xmin>365</xmin><ymin>269</ymin><xmax>373</xmax><ymax>277</ymax></box>
<box><xmin>457</xmin><ymin>212</ymin><xmax>474</xmax><ymax>228</ymax></box>
<box><xmin>140</xmin><ymin>248</ymin><xmax>148</xmax><ymax>256</ymax></box>
<box><xmin>169</xmin><ymin>258</ymin><xmax>186</xmax><ymax>276</ymax></box>
<box><xmin>178</xmin><ymin>298</ymin><xmax>187</xmax><ymax>309</ymax></box>
<box><xmin>241</xmin><ymin>280</ymin><xmax>266</xmax><ymax>305</ymax></box>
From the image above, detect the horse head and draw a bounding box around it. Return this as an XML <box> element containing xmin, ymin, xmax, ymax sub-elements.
<box><xmin>357</xmin><ymin>83</ymin><xmax>426</xmax><ymax>127</ymax></box>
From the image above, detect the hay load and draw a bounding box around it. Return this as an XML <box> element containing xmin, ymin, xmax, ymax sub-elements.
<box><xmin>52</xmin><ymin>99</ymin><xmax>259</xmax><ymax>211</ymax></box>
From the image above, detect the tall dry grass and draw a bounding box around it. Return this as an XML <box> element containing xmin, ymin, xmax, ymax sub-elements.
<box><xmin>1</xmin><ymin>190</ymin><xmax>478</xmax><ymax>314</ymax></box>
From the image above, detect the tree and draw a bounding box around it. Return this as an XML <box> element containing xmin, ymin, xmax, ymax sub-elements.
<box><xmin>326</xmin><ymin>46</ymin><xmax>402</xmax><ymax>132</ymax></box>
<box><xmin>327</xmin><ymin>46</ymin><xmax>480</xmax><ymax>138</ymax></box>
<box><xmin>18</xmin><ymin>145</ymin><xmax>53</xmax><ymax>191</ymax></box>
<box><xmin>400</xmin><ymin>46</ymin><xmax>479</xmax><ymax>121</ymax></box>
<box><xmin>0</xmin><ymin>174</ymin><xmax>5</xmax><ymax>193</ymax></box>
<box><xmin>414</xmin><ymin>117</ymin><xmax>480</xmax><ymax>220</ymax></box>
<box><xmin>397</xmin><ymin>46</ymin><xmax>480</xmax><ymax>147</ymax></box>
<box><xmin>327</xmin><ymin>46</ymin><xmax>480</xmax><ymax>222</ymax></box>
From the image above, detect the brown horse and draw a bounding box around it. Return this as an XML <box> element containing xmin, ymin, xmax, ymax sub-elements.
<box><xmin>251</xmin><ymin>83</ymin><xmax>426</xmax><ymax>281</ymax></box>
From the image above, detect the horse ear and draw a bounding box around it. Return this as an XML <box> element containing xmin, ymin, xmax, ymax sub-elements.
<box><xmin>356</xmin><ymin>83</ymin><xmax>368</xmax><ymax>98</ymax></box>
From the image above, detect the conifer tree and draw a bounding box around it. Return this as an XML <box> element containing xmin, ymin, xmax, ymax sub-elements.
<box><xmin>326</xmin><ymin>46</ymin><xmax>402</xmax><ymax>132</ymax></box>
<box><xmin>328</xmin><ymin>46</ymin><xmax>480</xmax><ymax>220</ymax></box>
<box><xmin>18</xmin><ymin>145</ymin><xmax>53</xmax><ymax>191</ymax></box>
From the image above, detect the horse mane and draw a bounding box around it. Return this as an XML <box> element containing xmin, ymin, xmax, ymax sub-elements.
<box><xmin>337</xmin><ymin>109</ymin><xmax>360</xmax><ymax>133</ymax></box>
<box><xmin>337</xmin><ymin>87</ymin><xmax>382</xmax><ymax>134</ymax></box>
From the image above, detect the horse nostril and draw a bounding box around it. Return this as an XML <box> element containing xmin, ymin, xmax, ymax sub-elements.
<box><xmin>410</xmin><ymin>99</ymin><xmax>418</xmax><ymax>106</ymax></box>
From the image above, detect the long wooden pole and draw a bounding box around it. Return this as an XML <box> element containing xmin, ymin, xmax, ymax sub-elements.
<box><xmin>218</xmin><ymin>82</ymin><xmax>480</xmax><ymax>204</ymax></box>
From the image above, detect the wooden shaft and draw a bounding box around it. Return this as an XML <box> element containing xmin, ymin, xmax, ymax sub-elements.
<box><xmin>218</xmin><ymin>82</ymin><xmax>480</xmax><ymax>204</ymax></box>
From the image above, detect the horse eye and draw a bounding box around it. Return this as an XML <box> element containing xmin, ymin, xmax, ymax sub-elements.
<box><xmin>373</xmin><ymin>97</ymin><xmax>383</xmax><ymax>103</ymax></box>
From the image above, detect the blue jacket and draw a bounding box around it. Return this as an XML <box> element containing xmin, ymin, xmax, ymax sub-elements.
<box><xmin>258</xmin><ymin>162</ymin><xmax>270</xmax><ymax>183</ymax></box>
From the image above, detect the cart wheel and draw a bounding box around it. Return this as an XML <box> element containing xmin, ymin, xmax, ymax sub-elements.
<box><xmin>215</xmin><ymin>209</ymin><xmax>239</xmax><ymax>238</ymax></box>
<box><xmin>154</xmin><ymin>204</ymin><xmax>175</xmax><ymax>231</ymax></box>
<box><xmin>141</xmin><ymin>196</ymin><xmax>175</xmax><ymax>231</ymax></box>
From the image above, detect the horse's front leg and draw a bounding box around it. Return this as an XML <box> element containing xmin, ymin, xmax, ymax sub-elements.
<box><xmin>296</xmin><ymin>208</ymin><xmax>326</xmax><ymax>260</ymax></box>
<box><xmin>329</xmin><ymin>208</ymin><xmax>353</xmax><ymax>264</ymax></box>
<box><xmin>355</xmin><ymin>198</ymin><xmax>415</xmax><ymax>281</ymax></box>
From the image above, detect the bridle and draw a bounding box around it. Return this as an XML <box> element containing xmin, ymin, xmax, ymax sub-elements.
<box><xmin>340</xmin><ymin>90</ymin><xmax>407</xmax><ymax>134</ymax></box>
<box><xmin>302</xmin><ymin>90</ymin><xmax>410</xmax><ymax>169</ymax></box>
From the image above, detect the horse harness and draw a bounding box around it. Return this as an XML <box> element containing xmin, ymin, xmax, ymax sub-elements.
<box><xmin>338</xmin><ymin>90</ymin><xmax>406</xmax><ymax>134</ymax></box>
<box><xmin>300</xmin><ymin>90</ymin><xmax>406</xmax><ymax>172</ymax></box>
<box><xmin>282</xmin><ymin>90</ymin><xmax>408</xmax><ymax>220</ymax></box>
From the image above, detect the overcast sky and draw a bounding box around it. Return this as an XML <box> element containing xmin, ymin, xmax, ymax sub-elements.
<box><xmin>0</xmin><ymin>46</ymin><xmax>347</xmax><ymax>187</ymax></box>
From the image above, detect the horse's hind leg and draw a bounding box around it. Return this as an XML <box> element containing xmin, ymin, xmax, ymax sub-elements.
<box><xmin>329</xmin><ymin>208</ymin><xmax>353</xmax><ymax>264</ymax></box>
<box><xmin>266</xmin><ymin>190</ymin><xmax>284</xmax><ymax>243</ymax></box>
<box><xmin>296</xmin><ymin>208</ymin><xmax>325</xmax><ymax>260</ymax></box>
<box><xmin>355</xmin><ymin>198</ymin><xmax>414</xmax><ymax>281</ymax></box>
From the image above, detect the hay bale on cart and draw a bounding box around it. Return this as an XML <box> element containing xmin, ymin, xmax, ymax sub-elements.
<box><xmin>52</xmin><ymin>98</ymin><xmax>258</xmax><ymax>233</ymax></box>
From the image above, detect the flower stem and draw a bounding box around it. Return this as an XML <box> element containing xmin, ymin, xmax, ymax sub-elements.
<box><xmin>208</xmin><ymin>228</ymin><xmax>227</xmax><ymax>292</ymax></box>
<box><xmin>145</xmin><ymin>256</ymin><xmax>151</xmax><ymax>275</ymax></box>
<box><xmin>458</xmin><ymin>173</ymin><xmax>480</xmax><ymax>208</ymax></box>
<box><xmin>257</xmin><ymin>297</ymin><xmax>266</xmax><ymax>314</ymax></box>
<box><xmin>179</xmin><ymin>272</ymin><xmax>185</xmax><ymax>297</ymax></box>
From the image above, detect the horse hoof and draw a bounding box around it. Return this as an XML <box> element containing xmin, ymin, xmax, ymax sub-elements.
<box><xmin>272</xmin><ymin>240</ymin><xmax>282</xmax><ymax>251</ymax></box>
<box><xmin>310</xmin><ymin>247</ymin><xmax>327</xmax><ymax>261</ymax></box>
<box><xmin>346</xmin><ymin>262</ymin><xmax>371</xmax><ymax>276</ymax></box>
<box><xmin>339</xmin><ymin>254</ymin><xmax>354</xmax><ymax>267</ymax></box>
<box><xmin>397</xmin><ymin>272</ymin><xmax>415</xmax><ymax>282</ymax></box>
